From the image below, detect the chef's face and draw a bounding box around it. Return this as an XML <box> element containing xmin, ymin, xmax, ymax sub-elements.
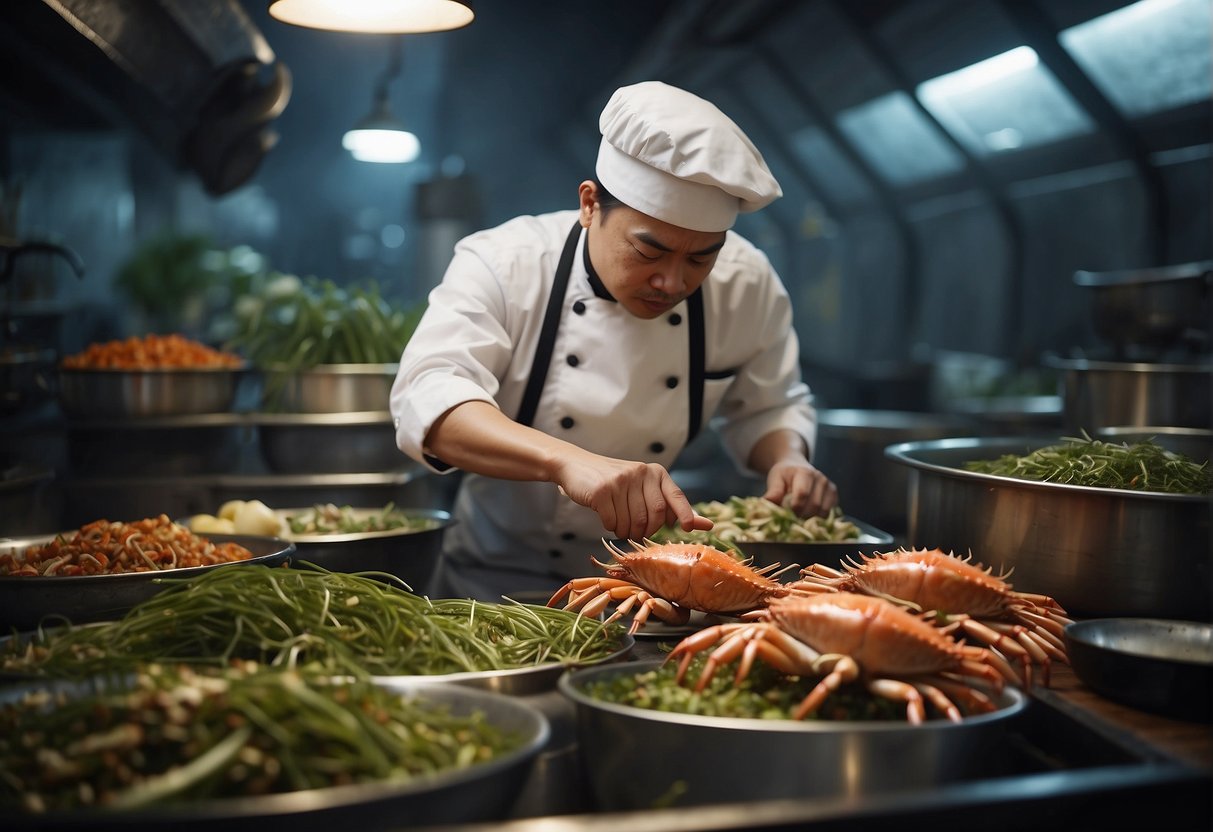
<box><xmin>579</xmin><ymin>181</ymin><xmax>727</xmax><ymax>320</ymax></box>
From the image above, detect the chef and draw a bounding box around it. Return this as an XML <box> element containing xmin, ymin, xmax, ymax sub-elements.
<box><xmin>390</xmin><ymin>80</ymin><xmax>837</xmax><ymax>600</ymax></box>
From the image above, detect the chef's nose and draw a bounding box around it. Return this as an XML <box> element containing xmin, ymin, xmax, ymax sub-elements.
<box><xmin>650</xmin><ymin>263</ymin><xmax>687</xmax><ymax>296</ymax></box>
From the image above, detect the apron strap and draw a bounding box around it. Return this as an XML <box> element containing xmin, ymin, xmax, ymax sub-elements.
<box><xmin>517</xmin><ymin>220</ymin><xmax>708</xmax><ymax>448</ymax></box>
<box><xmin>686</xmin><ymin>288</ymin><xmax>705</xmax><ymax>443</ymax></box>
<box><xmin>516</xmin><ymin>222</ymin><xmax>582</xmax><ymax>427</ymax></box>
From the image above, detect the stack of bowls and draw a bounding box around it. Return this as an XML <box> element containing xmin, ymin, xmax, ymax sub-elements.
<box><xmin>256</xmin><ymin>364</ymin><xmax>400</xmax><ymax>474</ymax></box>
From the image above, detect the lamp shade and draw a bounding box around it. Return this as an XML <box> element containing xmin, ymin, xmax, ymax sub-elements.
<box><xmin>268</xmin><ymin>0</ymin><xmax>473</xmax><ymax>34</ymax></box>
<box><xmin>342</xmin><ymin>99</ymin><xmax>420</xmax><ymax>163</ymax></box>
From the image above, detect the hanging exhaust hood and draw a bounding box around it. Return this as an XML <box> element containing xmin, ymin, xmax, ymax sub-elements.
<box><xmin>0</xmin><ymin>0</ymin><xmax>291</xmax><ymax>196</ymax></box>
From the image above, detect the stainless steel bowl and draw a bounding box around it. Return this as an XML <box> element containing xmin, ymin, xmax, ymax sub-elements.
<box><xmin>559</xmin><ymin>658</ymin><xmax>1027</xmax><ymax>810</ymax></box>
<box><xmin>58</xmin><ymin>366</ymin><xmax>246</xmax><ymax>418</ymax></box>
<box><xmin>885</xmin><ymin>436</ymin><xmax>1211</xmax><ymax>620</ymax></box>
<box><xmin>278</xmin><ymin>506</ymin><xmax>452</xmax><ymax>591</ymax></box>
<box><xmin>727</xmin><ymin>516</ymin><xmax>896</xmax><ymax>574</ymax></box>
<box><xmin>1044</xmin><ymin>354</ymin><xmax>1212</xmax><ymax>432</ymax></box>
<box><xmin>1074</xmin><ymin>261</ymin><xmax>1212</xmax><ymax>351</ymax></box>
<box><xmin>261</xmin><ymin>363</ymin><xmax>397</xmax><ymax>413</ymax></box>
<box><xmin>0</xmin><ymin>533</ymin><xmax>295</xmax><ymax>631</ymax></box>
<box><xmin>1065</xmin><ymin>618</ymin><xmax>1212</xmax><ymax>722</ymax></box>
<box><xmin>0</xmin><ymin>675</ymin><xmax>549</xmax><ymax>830</ymax></box>
<box><xmin>256</xmin><ymin>411</ymin><xmax>402</xmax><ymax>474</ymax></box>
<box><xmin>813</xmin><ymin>409</ymin><xmax>982</xmax><ymax>535</ymax></box>
<box><xmin>374</xmin><ymin>619</ymin><xmax>634</xmax><ymax>821</ymax></box>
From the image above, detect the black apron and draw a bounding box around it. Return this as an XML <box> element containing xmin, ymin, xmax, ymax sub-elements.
<box><xmin>516</xmin><ymin>222</ymin><xmax>706</xmax><ymax>447</ymax></box>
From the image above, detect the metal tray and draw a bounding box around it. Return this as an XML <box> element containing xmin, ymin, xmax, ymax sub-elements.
<box><xmin>0</xmin><ymin>533</ymin><xmax>295</xmax><ymax>631</ymax></box>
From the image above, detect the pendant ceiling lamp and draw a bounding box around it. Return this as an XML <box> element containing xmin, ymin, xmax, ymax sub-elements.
<box><xmin>268</xmin><ymin>0</ymin><xmax>473</xmax><ymax>34</ymax></box>
<box><xmin>342</xmin><ymin>38</ymin><xmax>420</xmax><ymax>163</ymax></box>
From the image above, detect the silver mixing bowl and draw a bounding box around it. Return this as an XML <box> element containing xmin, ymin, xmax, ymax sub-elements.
<box><xmin>260</xmin><ymin>363</ymin><xmax>397</xmax><ymax>413</ymax></box>
<box><xmin>277</xmin><ymin>506</ymin><xmax>453</xmax><ymax>591</ymax></box>
<box><xmin>560</xmin><ymin>658</ymin><xmax>1027</xmax><ymax>811</ymax></box>
<box><xmin>58</xmin><ymin>366</ymin><xmax>246</xmax><ymax>418</ymax></box>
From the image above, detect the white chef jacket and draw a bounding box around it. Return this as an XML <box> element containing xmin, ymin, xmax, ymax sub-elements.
<box><xmin>390</xmin><ymin>209</ymin><xmax>817</xmax><ymax>600</ymax></box>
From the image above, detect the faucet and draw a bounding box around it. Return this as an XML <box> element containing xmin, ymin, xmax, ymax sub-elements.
<box><xmin>0</xmin><ymin>239</ymin><xmax>86</xmax><ymax>285</ymax></box>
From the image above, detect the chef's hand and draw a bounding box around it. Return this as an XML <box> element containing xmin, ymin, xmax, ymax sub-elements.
<box><xmin>763</xmin><ymin>459</ymin><xmax>838</xmax><ymax>518</ymax></box>
<box><xmin>556</xmin><ymin>456</ymin><xmax>713</xmax><ymax>541</ymax></box>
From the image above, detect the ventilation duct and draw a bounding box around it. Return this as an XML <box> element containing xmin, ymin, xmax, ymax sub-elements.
<box><xmin>0</xmin><ymin>0</ymin><xmax>291</xmax><ymax>195</ymax></box>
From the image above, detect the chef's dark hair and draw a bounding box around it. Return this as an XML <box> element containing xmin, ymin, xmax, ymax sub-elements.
<box><xmin>593</xmin><ymin>180</ymin><xmax>623</xmax><ymax>216</ymax></box>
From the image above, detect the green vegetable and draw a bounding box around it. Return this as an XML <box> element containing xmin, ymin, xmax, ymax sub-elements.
<box><xmin>228</xmin><ymin>275</ymin><xmax>424</xmax><ymax>370</ymax></box>
<box><xmin>285</xmin><ymin>502</ymin><xmax>435</xmax><ymax>535</ymax></box>
<box><xmin>0</xmin><ymin>663</ymin><xmax>523</xmax><ymax>812</ymax></box>
<box><xmin>1</xmin><ymin>565</ymin><xmax>628</xmax><ymax>680</ymax></box>
<box><xmin>585</xmin><ymin>656</ymin><xmax>906</xmax><ymax>721</ymax></box>
<box><xmin>651</xmin><ymin>498</ymin><xmax>861</xmax><ymax>556</ymax></box>
<box><xmin>964</xmin><ymin>432</ymin><xmax>1212</xmax><ymax>494</ymax></box>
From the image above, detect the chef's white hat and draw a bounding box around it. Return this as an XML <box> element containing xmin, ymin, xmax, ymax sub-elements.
<box><xmin>595</xmin><ymin>81</ymin><xmax>782</xmax><ymax>232</ymax></box>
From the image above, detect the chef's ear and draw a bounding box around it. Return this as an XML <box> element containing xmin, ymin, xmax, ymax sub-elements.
<box><xmin>577</xmin><ymin>180</ymin><xmax>598</xmax><ymax>228</ymax></box>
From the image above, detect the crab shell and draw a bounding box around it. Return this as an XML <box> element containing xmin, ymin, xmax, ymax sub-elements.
<box><xmin>598</xmin><ymin>539</ymin><xmax>792</xmax><ymax>615</ymax></box>
<box><xmin>763</xmin><ymin>592</ymin><xmax>977</xmax><ymax>677</ymax></box>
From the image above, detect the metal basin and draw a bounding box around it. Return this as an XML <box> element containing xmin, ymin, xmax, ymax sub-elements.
<box><xmin>0</xmin><ymin>676</ymin><xmax>549</xmax><ymax>831</ymax></box>
<box><xmin>58</xmin><ymin>366</ymin><xmax>246</xmax><ymax>418</ymax></box>
<box><xmin>813</xmin><ymin>409</ymin><xmax>982</xmax><ymax>536</ymax></box>
<box><xmin>278</xmin><ymin>507</ymin><xmax>453</xmax><ymax>591</ymax></box>
<box><xmin>559</xmin><ymin>659</ymin><xmax>1027</xmax><ymax>810</ymax></box>
<box><xmin>885</xmin><ymin>436</ymin><xmax>1211</xmax><ymax>620</ymax></box>
<box><xmin>1044</xmin><ymin>354</ymin><xmax>1212</xmax><ymax>432</ymax></box>
<box><xmin>261</xmin><ymin>363</ymin><xmax>396</xmax><ymax>413</ymax></box>
<box><xmin>1065</xmin><ymin>618</ymin><xmax>1212</xmax><ymax>722</ymax></box>
<box><xmin>0</xmin><ymin>533</ymin><xmax>295</xmax><ymax>631</ymax></box>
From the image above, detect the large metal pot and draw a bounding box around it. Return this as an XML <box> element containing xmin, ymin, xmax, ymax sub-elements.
<box><xmin>1073</xmin><ymin>261</ymin><xmax>1211</xmax><ymax>352</ymax></box>
<box><xmin>886</xmin><ymin>436</ymin><xmax>1211</xmax><ymax>621</ymax></box>
<box><xmin>812</xmin><ymin>409</ymin><xmax>981</xmax><ymax>536</ymax></box>
<box><xmin>1045</xmin><ymin>354</ymin><xmax>1212</xmax><ymax>432</ymax></box>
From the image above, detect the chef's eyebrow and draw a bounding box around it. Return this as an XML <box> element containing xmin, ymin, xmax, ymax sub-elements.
<box><xmin>634</xmin><ymin>232</ymin><xmax>726</xmax><ymax>257</ymax></box>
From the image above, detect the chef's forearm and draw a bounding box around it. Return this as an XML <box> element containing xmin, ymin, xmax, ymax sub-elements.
<box><xmin>423</xmin><ymin>400</ymin><xmax>571</xmax><ymax>482</ymax></box>
<box><xmin>747</xmin><ymin>428</ymin><xmax>811</xmax><ymax>474</ymax></box>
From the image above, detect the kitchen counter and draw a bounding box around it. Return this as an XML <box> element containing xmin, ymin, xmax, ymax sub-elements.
<box><xmin>422</xmin><ymin>636</ymin><xmax>1212</xmax><ymax>832</ymax></box>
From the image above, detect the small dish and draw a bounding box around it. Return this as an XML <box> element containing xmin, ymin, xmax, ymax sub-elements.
<box><xmin>1064</xmin><ymin>618</ymin><xmax>1213</xmax><ymax>722</ymax></box>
